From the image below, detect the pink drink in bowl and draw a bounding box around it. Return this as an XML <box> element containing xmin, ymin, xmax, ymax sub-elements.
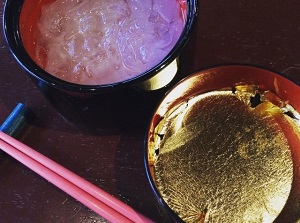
<box><xmin>34</xmin><ymin>0</ymin><xmax>185</xmax><ymax>85</ymax></box>
<box><xmin>15</xmin><ymin>0</ymin><xmax>195</xmax><ymax>91</ymax></box>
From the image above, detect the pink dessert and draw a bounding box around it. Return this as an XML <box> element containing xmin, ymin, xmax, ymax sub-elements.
<box><xmin>35</xmin><ymin>0</ymin><xmax>186</xmax><ymax>85</ymax></box>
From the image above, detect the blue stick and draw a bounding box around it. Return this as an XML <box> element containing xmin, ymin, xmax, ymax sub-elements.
<box><xmin>0</xmin><ymin>103</ymin><xmax>34</xmax><ymax>137</ymax></box>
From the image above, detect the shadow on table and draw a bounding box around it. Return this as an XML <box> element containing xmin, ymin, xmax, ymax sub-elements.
<box><xmin>38</xmin><ymin>84</ymin><xmax>168</xmax><ymax>135</ymax></box>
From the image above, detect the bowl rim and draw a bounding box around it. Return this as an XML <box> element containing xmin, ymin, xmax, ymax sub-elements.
<box><xmin>3</xmin><ymin>0</ymin><xmax>198</xmax><ymax>93</ymax></box>
<box><xmin>144</xmin><ymin>63</ymin><xmax>300</xmax><ymax>222</ymax></box>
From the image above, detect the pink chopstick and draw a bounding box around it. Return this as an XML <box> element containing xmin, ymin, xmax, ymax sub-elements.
<box><xmin>0</xmin><ymin>131</ymin><xmax>154</xmax><ymax>223</ymax></box>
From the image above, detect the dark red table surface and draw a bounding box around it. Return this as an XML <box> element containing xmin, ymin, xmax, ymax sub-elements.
<box><xmin>1</xmin><ymin>1</ymin><xmax>300</xmax><ymax>223</ymax></box>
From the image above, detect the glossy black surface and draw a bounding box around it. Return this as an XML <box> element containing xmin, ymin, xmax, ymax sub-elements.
<box><xmin>1</xmin><ymin>0</ymin><xmax>300</xmax><ymax>222</ymax></box>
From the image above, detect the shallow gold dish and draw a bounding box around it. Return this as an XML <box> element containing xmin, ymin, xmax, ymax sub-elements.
<box><xmin>145</xmin><ymin>65</ymin><xmax>300</xmax><ymax>223</ymax></box>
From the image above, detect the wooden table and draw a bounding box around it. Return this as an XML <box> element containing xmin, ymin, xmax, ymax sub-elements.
<box><xmin>0</xmin><ymin>0</ymin><xmax>300</xmax><ymax>222</ymax></box>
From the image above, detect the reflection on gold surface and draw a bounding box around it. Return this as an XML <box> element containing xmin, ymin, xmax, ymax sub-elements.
<box><xmin>149</xmin><ymin>85</ymin><xmax>299</xmax><ymax>223</ymax></box>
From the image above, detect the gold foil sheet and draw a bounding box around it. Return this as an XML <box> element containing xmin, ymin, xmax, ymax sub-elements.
<box><xmin>149</xmin><ymin>85</ymin><xmax>299</xmax><ymax>223</ymax></box>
